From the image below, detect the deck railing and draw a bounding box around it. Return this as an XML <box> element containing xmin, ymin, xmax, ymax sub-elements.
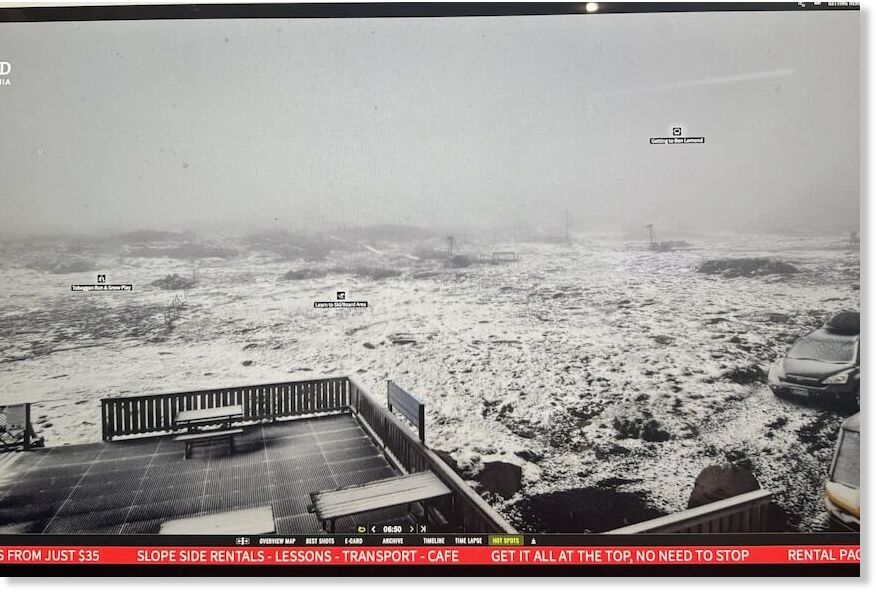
<box><xmin>606</xmin><ymin>489</ymin><xmax>773</xmax><ymax>534</ymax></box>
<box><xmin>101</xmin><ymin>377</ymin><xmax>350</xmax><ymax>441</ymax></box>
<box><xmin>100</xmin><ymin>376</ymin><xmax>515</xmax><ymax>534</ymax></box>
<box><xmin>347</xmin><ymin>378</ymin><xmax>515</xmax><ymax>534</ymax></box>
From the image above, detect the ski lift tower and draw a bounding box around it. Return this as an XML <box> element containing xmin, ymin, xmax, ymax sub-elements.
<box><xmin>646</xmin><ymin>224</ymin><xmax>658</xmax><ymax>249</ymax></box>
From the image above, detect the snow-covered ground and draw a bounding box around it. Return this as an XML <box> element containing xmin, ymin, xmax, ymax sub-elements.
<box><xmin>0</xmin><ymin>231</ymin><xmax>859</xmax><ymax>532</ymax></box>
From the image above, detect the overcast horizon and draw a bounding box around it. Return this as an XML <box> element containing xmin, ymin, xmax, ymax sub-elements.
<box><xmin>0</xmin><ymin>10</ymin><xmax>860</xmax><ymax>238</ymax></box>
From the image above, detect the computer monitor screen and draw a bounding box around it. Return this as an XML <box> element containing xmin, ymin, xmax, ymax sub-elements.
<box><xmin>0</xmin><ymin>1</ymin><xmax>861</xmax><ymax>577</ymax></box>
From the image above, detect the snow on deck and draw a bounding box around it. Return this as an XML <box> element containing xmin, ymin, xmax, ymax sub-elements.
<box><xmin>0</xmin><ymin>414</ymin><xmax>409</xmax><ymax>534</ymax></box>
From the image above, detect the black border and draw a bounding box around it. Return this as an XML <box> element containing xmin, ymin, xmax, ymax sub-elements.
<box><xmin>0</xmin><ymin>532</ymin><xmax>861</xmax><ymax>545</ymax></box>
<box><xmin>0</xmin><ymin>0</ymin><xmax>862</xmax><ymax>578</ymax></box>
<box><xmin>0</xmin><ymin>2</ymin><xmax>861</xmax><ymax>23</ymax></box>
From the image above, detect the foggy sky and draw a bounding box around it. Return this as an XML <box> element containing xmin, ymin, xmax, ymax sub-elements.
<box><xmin>0</xmin><ymin>10</ymin><xmax>860</xmax><ymax>237</ymax></box>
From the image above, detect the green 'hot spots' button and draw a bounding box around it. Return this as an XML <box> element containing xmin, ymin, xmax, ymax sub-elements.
<box><xmin>489</xmin><ymin>534</ymin><xmax>523</xmax><ymax>546</ymax></box>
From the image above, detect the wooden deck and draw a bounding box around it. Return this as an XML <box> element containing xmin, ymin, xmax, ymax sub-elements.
<box><xmin>0</xmin><ymin>414</ymin><xmax>412</xmax><ymax>534</ymax></box>
<box><xmin>95</xmin><ymin>376</ymin><xmax>516</xmax><ymax>534</ymax></box>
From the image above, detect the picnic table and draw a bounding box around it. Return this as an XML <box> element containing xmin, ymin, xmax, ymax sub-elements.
<box><xmin>173</xmin><ymin>405</ymin><xmax>245</xmax><ymax>459</ymax></box>
<box><xmin>175</xmin><ymin>404</ymin><xmax>243</xmax><ymax>432</ymax></box>
<box><xmin>309</xmin><ymin>471</ymin><xmax>451</xmax><ymax>533</ymax></box>
<box><xmin>159</xmin><ymin>505</ymin><xmax>275</xmax><ymax>535</ymax></box>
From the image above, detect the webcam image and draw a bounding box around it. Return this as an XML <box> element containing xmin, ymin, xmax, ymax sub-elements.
<box><xmin>0</xmin><ymin>5</ymin><xmax>859</xmax><ymax>554</ymax></box>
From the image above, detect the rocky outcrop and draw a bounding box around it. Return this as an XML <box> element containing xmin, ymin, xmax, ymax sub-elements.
<box><xmin>697</xmin><ymin>258</ymin><xmax>798</xmax><ymax>278</ymax></box>
<box><xmin>687</xmin><ymin>463</ymin><xmax>760</xmax><ymax>509</ymax></box>
<box><xmin>476</xmin><ymin>461</ymin><xmax>523</xmax><ymax>499</ymax></box>
<box><xmin>722</xmin><ymin>364</ymin><xmax>767</xmax><ymax>385</ymax></box>
<box><xmin>151</xmin><ymin>273</ymin><xmax>195</xmax><ymax>290</ymax></box>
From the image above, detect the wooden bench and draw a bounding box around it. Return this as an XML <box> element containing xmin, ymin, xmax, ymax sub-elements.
<box><xmin>173</xmin><ymin>428</ymin><xmax>243</xmax><ymax>459</ymax></box>
<box><xmin>159</xmin><ymin>505</ymin><xmax>275</xmax><ymax>534</ymax></box>
<box><xmin>308</xmin><ymin>471</ymin><xmax>451</xmax><ymax>533</ymax></box>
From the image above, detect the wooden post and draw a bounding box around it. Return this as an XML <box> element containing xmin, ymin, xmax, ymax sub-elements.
<box><xmin>22</xmin><ymin>403</ymin><xmax>31</xmax><ymax>450</ymax></box>
<box><xmin>419</xmin><ymin>406</ymin><xmax>426</xmax><ymax>443</ymax></box>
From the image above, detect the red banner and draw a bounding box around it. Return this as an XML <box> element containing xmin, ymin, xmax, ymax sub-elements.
<box><xmin>0</xmin><ymin>546</ymin><xmax>861</xmax><ymax>566</ymax></box>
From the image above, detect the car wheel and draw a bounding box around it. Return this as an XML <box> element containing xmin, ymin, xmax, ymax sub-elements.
<box><xmin>841</xmin><ymin>392</ymin><xmax>860</xmax><ymax>415</ymax></box>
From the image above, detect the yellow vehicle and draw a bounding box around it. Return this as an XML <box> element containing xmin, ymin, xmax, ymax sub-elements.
<box><xmin>825</xmin><ymin>413</ymin><xmax>860</xmax><ymax>530</ymax></box>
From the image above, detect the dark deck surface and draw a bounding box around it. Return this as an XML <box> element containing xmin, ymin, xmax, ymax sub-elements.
<box><xmin>0</xmin><ymin>413</ymin><xmax>411</xmax><ymax>534</ymax></box>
